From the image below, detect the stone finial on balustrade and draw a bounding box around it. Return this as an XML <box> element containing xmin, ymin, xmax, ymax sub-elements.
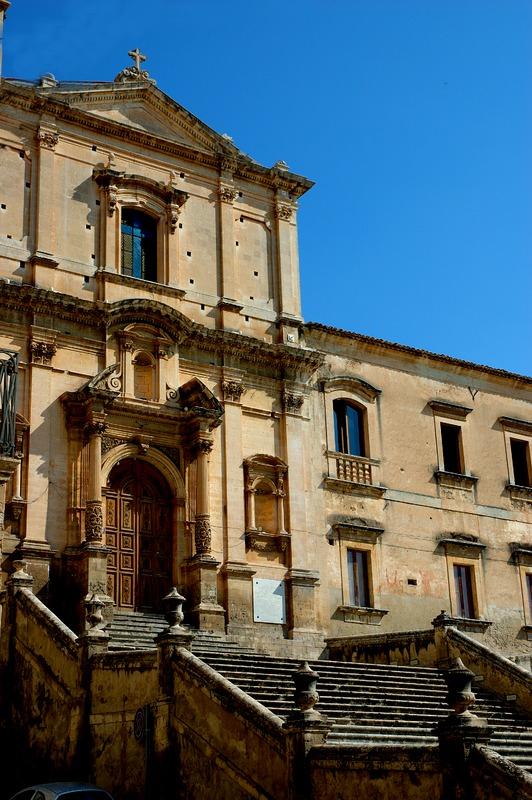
<box><xmin>156</xmin><ymin>588</ymin><xmax>194</xmax><ymax>649</ymax></box>
<box><xmin>7</xmin><ymin>559</ymin><xmax>34</xmax><ymax>592</ymax></box>
<box><xmin>284</xmin><ymin>661</ymin><xmax>328</xmax><ymax>726</ymax></box>
<box><xmin>78</xmin><ymin>593</ymin><xmax>109</xmax><ymax>656</ymax></box>
<box><xmin>432</xmin><ymin>609</ymin><xmax>455</xmax><ymax>629</ymax></box>
<box><xmin>437</xmin><ymin>657</ymin><xmax>492</xmax><ymax>799</ymax></box>
<box><xmin>84</xmin><ymin>593</ymin><xmax>108</xmax><ymax>634</ymax></box>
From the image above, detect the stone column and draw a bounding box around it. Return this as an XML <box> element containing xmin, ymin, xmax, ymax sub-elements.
<box><xmin>78</xmin><ymin>419</ymin><xmax>112</xmax><ymax>635</ymax></box>
<box><xmin>184</xmin><ymin>437</ymin><xmax>225</xmax><ymax>632</ymax></box>
<box><xmin>84</xmin><ymin>420</ymin><xmax>106</xmax><ymax>543</ymax></box>
<box><xmin>194</xmin><ymin>439</ymin><xmax>212</xmax><ymax>555</ymax></box>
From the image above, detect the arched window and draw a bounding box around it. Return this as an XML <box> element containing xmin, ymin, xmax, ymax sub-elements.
<box><xmin>333</xmin><ymin>399</ymin><xmax>366</xmax><ymax>457</ymax></box>
<box><xmin>121</xmin><ymin>209</ymin><xmax>157</xmax><ymax>282</ymax></box>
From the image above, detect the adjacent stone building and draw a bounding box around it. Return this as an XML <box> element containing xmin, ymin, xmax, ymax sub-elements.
<box><xmin>0</xmin><ymin>45</ymin><xmax>531</xmax><ymax>665</ymax></box>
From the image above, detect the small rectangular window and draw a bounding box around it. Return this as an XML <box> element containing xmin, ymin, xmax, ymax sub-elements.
<box><xmin>347</xmin><ymin>549</ymin><xmax>370</xmax><ymax>607</ymax></box>
<box><xmin>510</xmin><ymin>439</ymin><xmax>531</xmax><ymax>487</ymax></box>
<box><xmin>527</xmin><ymin>574</ymin><xmax>532</xmax><ymax>619</ymax></box>
<box><xmin>441</xmin><ymin>422</ymin><xmax>463</xmax><ymax>473</ymax></box>
<box><xmin>454</xmin><ymin>564</ymin><xmax>476</xmax><ymax>619</ymax></box>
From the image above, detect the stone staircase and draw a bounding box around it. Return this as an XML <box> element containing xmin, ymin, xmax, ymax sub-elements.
<box><xmin>107</xmin><ymin>612</ymin><xmax>532</xmax><ymax>771</ymax></box>
<box><xmin>108</xmin><ymin>610</ymin><xmax>255</xmax><ymax>655</ymax></box>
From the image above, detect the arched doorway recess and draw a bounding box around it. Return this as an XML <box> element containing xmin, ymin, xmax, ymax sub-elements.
<box><xmin>105</xmin><ymin>458</ymin><xmax>173</xmax><ymax>610</ymax></box>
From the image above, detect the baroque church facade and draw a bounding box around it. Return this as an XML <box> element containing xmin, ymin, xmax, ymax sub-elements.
<box><xmin>0</xmin><ymin>45</ymin><xmax>531</xmax><ymax>665</ymax></box>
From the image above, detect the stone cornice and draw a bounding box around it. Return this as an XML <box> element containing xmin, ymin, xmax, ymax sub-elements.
<box><xmin>306</xmin><ymin>322</ymin><xmax>532</xmax><ymax>387</ymax></box>
<box><xmin>499</xmin><ymin>416</ymin><xmax>532</xmax><ymax>436</ymax></box>
<box><xmin>0</xmin><ymin>283</ymin><xmax>323</xmax><ymax>375</ymax></box>
<box><xmin>428</xmin><ymin>400</ymin><xmax>473</xmax><ymax>419</ymax></box>
<box><xmin>0</xmin><ymin>82</ymin><xmax>314</xmax><ymax>198</ymax></box>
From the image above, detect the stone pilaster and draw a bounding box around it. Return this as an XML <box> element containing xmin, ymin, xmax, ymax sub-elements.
<box><xmin>274</xmin><ymin>192</ymin><xmax>302</xmax><ymax>329</ymax></box>
<box><xmin>31</xmin><ymin>123</ymin><xmax>59</xmax><ymax>283</ymax></box>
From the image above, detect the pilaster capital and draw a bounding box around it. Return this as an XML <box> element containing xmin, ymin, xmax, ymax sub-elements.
<box><xmin>196</xmin><ymin>438</ymin><xmax>214</xmax><ymax>456</ymax></box>
<box><xmin>282</xmin><ymin>390</ymin><xmax>304</xmax><ymax>414</ymax></box>
<box><xmin>84</xmin><ymin>421</ymin><xmax>107</xmax><ymax>438</ymax></box>
<box><xmin>36</xmin><ymin>127</ymin><xmax>59</xmax><ymax>150</ymax></box>
<box><xmin>221</xmin><ymin>380</ymin><xmax>245</xmax><ymax>403</ymax></box>
<box><xmin>274</xmin><ymin>202</ymin><xmax>294</xmax><ymax>221</ymax></box>
<box><xmin>30</xmin><ymin>340</ymin><xmax>57</xmax><ymax>366</ymax></box>
<box><xmin>219</xmin><ymin>185</ymin><xmax>237</xmax><ymax>204</ymax></box>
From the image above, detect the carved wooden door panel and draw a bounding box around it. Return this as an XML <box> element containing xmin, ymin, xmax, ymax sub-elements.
<box><xmin>105</xmin><ymin>459</ymin><xmax>173</xmax><ymax>610</ymax></box>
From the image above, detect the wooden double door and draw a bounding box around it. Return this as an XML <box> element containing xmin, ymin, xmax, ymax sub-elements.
<box><xmin>105</xmin><ymin>459</ymin><xmax>173</xmax><ymax>610</ymax></box>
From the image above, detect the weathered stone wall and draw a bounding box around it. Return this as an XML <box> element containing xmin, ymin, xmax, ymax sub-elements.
<box><xmin>309</xmin><ymin>745</ymin><xmax>442</xmax><ymax>800</ymax></box>
<box><xmin>469</xmin><ymin>745</ymin><xmax>532</xmax><ymax>799</ymax></box>
<box><xmin>0</xmin><ymin>588</ymin><xmax>85</xmax><ymax>795</ymax></box>
<box><xmin>168</xmin><ymin>648</ymin><xmax>288</xmax><ymax>800</ymax></box>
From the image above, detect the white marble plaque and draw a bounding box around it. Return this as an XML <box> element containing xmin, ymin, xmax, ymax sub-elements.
<box><xmin>253</xmin><ymin>578</ymin><xmax>286</xmax><ymax>624</ymax></box>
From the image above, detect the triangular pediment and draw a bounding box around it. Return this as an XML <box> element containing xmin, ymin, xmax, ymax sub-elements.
<box><xmin>51</xmin><ymin>83</ymin><xmax>240</xmax><ymax>156</ymax></box>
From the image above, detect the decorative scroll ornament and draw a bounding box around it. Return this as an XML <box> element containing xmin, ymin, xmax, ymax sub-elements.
<box><xmin>282</xmin><ymin>391</ymin><xmax>304</xmax><ymax>414</ymax></box>
<box><xmin>85</xmin><ymin>500</ymin><xmax>104</xmax><ymax>542</ymax></box>
<box><xmin>194</xmin><ymin>514</ymin><xmax>212</xmax><ymax>555</ymax></box>
<box><xmin>166</xmin><ymin>384</ymin><xmax>179</xmax><ymax>403</ymax></box>
<box><xmin>221</xmin><ymin>380</ymin><xmax>245</xmax><ymax>403</ymax></box>
<box><xmin>36</xmin><ymin>128</ymin><xmax>59</xmax><ymax>150</ymax></box>
<box><xmin>219</xmin><ymin>186</ymin><xmax>237</xmax><ymax>204</ymax></box>
<box><xmin>114</xmin><ymin>48</ymin><xmax>156</xmax><ymax>84</ymax></box>
<box><xmin>30</xmin><ymin>341</ymin><xmax>57</xmax><ymax>366</ymax></box>
<box><xmin>88</xmin><ymin>363</ymin><xmax>122</xmax><ymax>393</ymax></box>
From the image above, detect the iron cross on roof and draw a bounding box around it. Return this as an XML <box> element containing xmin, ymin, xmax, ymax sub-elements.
<box><xmin>128</xmin><ymin>48</ymin><xmax>146</xmax><ymax>72</ymax></box>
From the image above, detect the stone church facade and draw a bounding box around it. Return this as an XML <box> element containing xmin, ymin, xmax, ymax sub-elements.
<box><xmin>0</xmin><ymin>45</ymin><xmax>531</xmax><ymax>666</ymax></box>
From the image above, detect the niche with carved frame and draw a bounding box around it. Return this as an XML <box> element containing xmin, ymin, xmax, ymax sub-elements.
<box><xmin>244</xmin><ymin>454</ymin><xmax>290</xmax><ymax>558</ymax></box>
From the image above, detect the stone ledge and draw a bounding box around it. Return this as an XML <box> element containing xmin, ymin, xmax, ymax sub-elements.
<box><xmin>95</xmin><ymin>268</ymin><xmax>186</xmax><ymax>299</ymax></box>
<box><xmin>337</xmin><ymin>605</ymin><xmax>389</xmax><ymax>625</ymax></box>
<box><xmin>506</xmin><ymin>483</ymin><xmax>532</xmax><ymax>503</ymax></box>
<box><xmin>310</xmin><ymin>743</ymin><xmax>439</xmax><ymax>771</ymax></box>
<box><xmin>434</xmin><ymin>470</ymin><xmax>478</xmax><ymax>490</ymax></box>
<box><xmin>323</xmin><ymin>477</ymin><xmax>386</xmax><ymax>499</ymax></box>
<box><xmin>439</xmin><ymin>615</ymin><xmax>492</xmax><ymax>633</ymax></box>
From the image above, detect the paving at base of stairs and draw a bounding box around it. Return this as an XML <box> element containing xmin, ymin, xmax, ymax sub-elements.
<box><xmin>109</xmin><ymin>611</ymin><xmax>532</xmax><ymax>771</ymax></box>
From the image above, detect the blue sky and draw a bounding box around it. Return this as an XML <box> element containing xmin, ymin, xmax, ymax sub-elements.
<box><xmin>3</xmin><ymin>0</ymin><xmax>531</xmax><ymax>375</ymax></box>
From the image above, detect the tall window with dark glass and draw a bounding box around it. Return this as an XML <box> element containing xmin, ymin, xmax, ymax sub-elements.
<box><xmin>121</xmin><ymin>209</ymin><xmax>157</xmax><ymax>282</ymax></box>
<box><xmin>333</xmin><ymin>400</ymin><xmax>365</xmax><ymax>456</ymax></box>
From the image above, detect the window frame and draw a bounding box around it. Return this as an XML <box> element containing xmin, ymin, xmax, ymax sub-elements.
<box><xmin>333</xmin><ymin>521</ymin><xmax>388</xmax><ymax>624</ymax></box>
<box><xmin>94</xmin><ymin>168</ymin><xmax>188</xmax><ymax>288</ymax></box>
<box><xmin>321</xmin><ymin>376</ymin><xmax>383</xmax><ymax>494</ymax></box>
<box><xmin>499</xmin><ymin>417</ymin><xmax>532</xmax><ymax>501</ymax></box>
<box><xmin>120</xmin><ymin>207</ymin><xmax>159</xmax><ymax>282</ymax></box>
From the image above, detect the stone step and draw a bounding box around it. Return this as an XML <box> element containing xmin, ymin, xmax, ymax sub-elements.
<box><xmin>105</xmin><ymin>612</ymin><xmax>531</xmax><ymax>771</ymax></box>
